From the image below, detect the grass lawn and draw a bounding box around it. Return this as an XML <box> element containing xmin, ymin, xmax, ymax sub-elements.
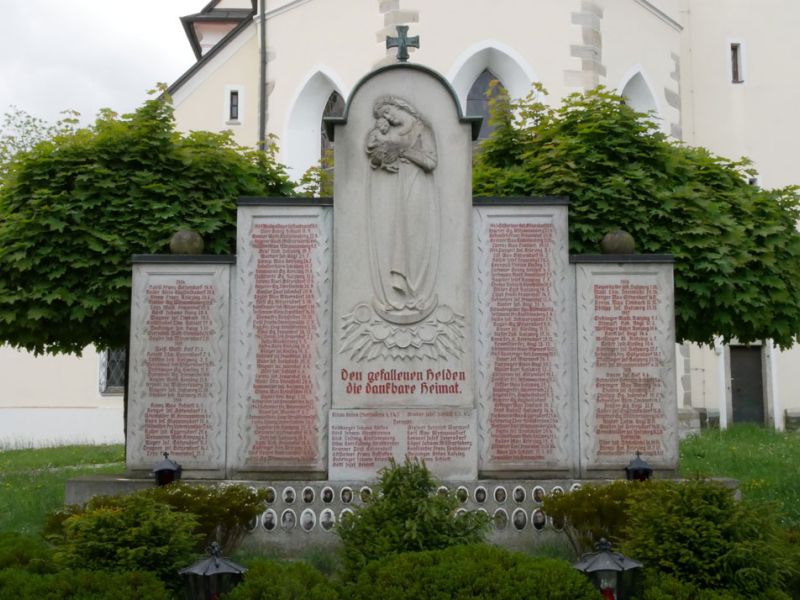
<box><xmin>0</xmin><ymin>426</ymin><xmax>798</xmax><ymax>535</ymax></box>
<box><xmin>0</xmin><ymin>444</ymin><xmax>124</xmax><ymax>535</ymax></box>
<box><xmin>680</xmin><ymin>424</ymin><xmax>800</xmax><ymax>526</ymax></box>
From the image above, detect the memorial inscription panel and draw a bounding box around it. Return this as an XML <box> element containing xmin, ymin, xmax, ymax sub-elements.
<box><xmin>127</xmin><ymin>260</ymin><xmax>231</xmax><ymax>475</ymax></box>
<box><xmin>230</xmin><ymin>203</ymin><xmax>332</xmax><ymax>474</ymax></box>
<box><xmin>473</xmin><ymin>205</ymin><xmax>575</xmax><ymax>473</ymax></box>
<box><xmin>329</xmin><ymin>408</ymin><xmax>477</xmax><ymax>480</ymax></box>
<box><xmin>576</xmin><ymin>262</ymin><xmax>678</xmax><ymax>472</ymax></box>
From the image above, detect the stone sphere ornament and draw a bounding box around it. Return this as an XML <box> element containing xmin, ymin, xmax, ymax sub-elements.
<box><xmin>169</xmin><ymin>229</ymin><xmax>205</xmax><ymax>254</ymax></box>
<box><xmin>600</xmin><ymin>230</ymin><xmax>635</xmax><ymax>254</ymax></box>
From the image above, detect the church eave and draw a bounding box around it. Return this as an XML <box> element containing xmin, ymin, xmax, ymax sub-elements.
<box><xmin>169</xmin><ymin>15</ymin><xmax>255</xmax><ymax>96</ymax></box>
<box><xmin>180</xmin><ymin>9</ymin><xmax>255</xmax><ymax>60</ymax></box>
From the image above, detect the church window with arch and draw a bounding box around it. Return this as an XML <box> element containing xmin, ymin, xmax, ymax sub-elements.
<box><xmin>467</xmin><ymin>68</ymin><xmax>507</xmax><ymax>143</ymax></box>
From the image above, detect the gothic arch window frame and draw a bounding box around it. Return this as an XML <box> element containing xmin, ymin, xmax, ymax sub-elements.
<box><xmin>618</xmin><ymin>67</ymin><xmax>666</xmax><ymax>132</ymax></box>
<box><xmin>447</xmin><ymin>41</ymin><xmax>539</xmax><ymax>115</ymax></box>
<box><xmin>283</xmin><ymin>67</ymin><xmax>347</xmax><ymax>179</ymax></box>
<box><xmin>466</xmin><ymin>68</ymin><xmax>507</xmax><ymax>142</ymax></box>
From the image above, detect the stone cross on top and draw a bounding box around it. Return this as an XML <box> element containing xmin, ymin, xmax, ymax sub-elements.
<box><xmin>386</xmin><ymin>25</ymin><xmax>419</xmax><ymax>63</ymax></box>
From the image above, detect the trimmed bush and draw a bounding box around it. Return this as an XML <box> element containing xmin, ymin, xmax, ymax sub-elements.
<box><xmin>542</xmin><ymin>480</ymin><xmax>631</xmax><ymax>555</ymax></box>
<box><xmin>636</xmin><ymin>571</ymin><xmax>792</xmax><ymax>600</ymax></box>
<box><xmin>53</xmin><ymin>494</ymin><xmax>199</xmax><ymax>588</ymax></box>
<box><xmin>0</xmin><ymin>532</ymin><xmax>55</xmax><ymax>573</ymax></box>
<box><xmin>47</xmin><ymin>483</ymin><xmax>269</xmax><ymax>554</ymax></box>
<box><xmin>226</xmin><ymin>560</ymin><xmax>339</xmax><ymax>600</ymax></box>
<box><xmin>337</xmin><ymin>458</ymin><xmax>490</xmax><ymax>578</ymax></box>
<box><xmin>622</xmin><ymin>480</ymin><xmax>794</xmax><ymax>598</ymax></box>
<box><xmin>0</xmin><ymin>567</ymin><xmax>170</xmax><ymax>600</ymax></box>
<box><xmin>147</xmin><ymin>482</ymin><xmax>269</xmax><ymax>553</ymax></box>
<box><xmin>347</xmin><ymin>544</ymin><xmax>601</xmax><ymax>599</ymax></box>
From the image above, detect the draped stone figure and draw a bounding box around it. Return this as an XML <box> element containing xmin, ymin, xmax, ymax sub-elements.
<box><xmin>365</xmin><ymin>96</ymin><xmax>439</xmax><ymax>324</ymax></box>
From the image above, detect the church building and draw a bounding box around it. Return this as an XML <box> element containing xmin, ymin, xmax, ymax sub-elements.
<box><xmin>1</xmin><ymin>0</ymin><xmax>797</xmax><ymax>445</ymax></box>
<box><xmin>168</xmin><ymin>0</ymin><xmax>800</xmax><ymax>433</ymax></box>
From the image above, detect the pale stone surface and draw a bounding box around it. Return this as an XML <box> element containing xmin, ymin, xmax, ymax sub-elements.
<box><xmin>328</xmin><ymin>408</ymin><xmax>477</xmax><ymax>481</ymax></box>
<box><xmin>331</xmin><ymin>66</ymin><xmax>474</xmax><ymax>414</ymax></box>
<box><xmin>229</xmin><ymin>202</ymin><xmax>332</xmax><ymax>475</ymax></box>
<box><xmin>575</xmin><ymin>261</ymin><xmax>678</xmax><ymax>474</ymax></box>
<box><xmin>126</xmin><ymin>260</ymin><xmax>231</xmax><ymax>476</ymax></box>
<box><xmin>473</xmin><ymin>203</ymin><xmax>577</xmax><ymax>475</ymax></box>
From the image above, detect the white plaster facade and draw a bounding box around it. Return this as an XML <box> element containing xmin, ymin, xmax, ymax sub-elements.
<box><xmin>3</xmin><ymin>0</ymin><xmax>798</xmax><ymax>443</ymax></box>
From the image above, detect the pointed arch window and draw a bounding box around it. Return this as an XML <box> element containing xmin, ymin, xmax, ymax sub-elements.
<box><xmin>320</xmin><ymin>91</ymin><xmax>345</xmax><ymax>158</ymax></box>
<box><xmin>467</xmin><ymin>68</ymin><xmax>507</xmax><ymax>142</ymax></box>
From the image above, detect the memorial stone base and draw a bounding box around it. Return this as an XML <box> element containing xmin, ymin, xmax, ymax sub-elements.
<box><xmin>66</xmin><ymin>476</ymin><xmax>602</xmax><ymax>555</ymax></box>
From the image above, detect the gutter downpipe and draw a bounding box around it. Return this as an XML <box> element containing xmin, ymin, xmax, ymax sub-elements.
<box><xmin>714</xmin><ymin>336</ymin><xmax>728</xmax><ymax>430</ymax></box>
<box><xmin>769</xmin><ymin>340</ymin><xmax>783</xmax><ymax>431</ymax></box>
<box><xmin>258</xmin><ymin>0</ymin><xmax>267</xmax><ymax>151</ymax></box>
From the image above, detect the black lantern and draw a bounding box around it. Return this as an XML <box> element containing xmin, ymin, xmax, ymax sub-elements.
<box><xmin>574</xmin><ymin>538</ymin><xmax>642</xmax><ymax>600</ymax></box>
<box><xmin>179</xmin><ymin>542</ymin><xmax>247</xmax><ymax>600</ymax></box>
<box><xmin>625</xmin><ymin>451</ymin><xmax>653</xmax><ymax>482</ymax></box>
<box><xmin>153</xmin><ymin>452</ymin><xmax>182</xmax><ymax>486</ymax></box>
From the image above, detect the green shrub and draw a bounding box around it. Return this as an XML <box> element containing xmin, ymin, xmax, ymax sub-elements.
<box><xmin>542</xmin><ymin>480</ymin><xmax>632</xmax><ymax>555</ymax></box>
<box><xmin>636</xmin><ymin>570</ymin><xmax>792</xmax><ymax>600</ymax></box>
<box><xmin>347</xmin><ymin>544</ymin><xmax>601</xmax><ymax>600</ymax></box>
<box><xmin>147</xmin><ymin>482</ymin><xmax>269</xmax><ymax>553</ymax></box>
<box><xmin>47</xmin><ymin>483</ymin><xmax>268</xmax><ymax>554</ymax></box>
<box><xmin>0</xmin><ymin>532</ymin><xmax>55</xmax><ymax>573</ymax></box>
<box><xmin>0</xmin><ymin>567</ymin><xmax>170</xmax><ymax>599</ymax></box>
<box><xmin>53</xmin><ymin>494</ymin><xmax>199</xmax><ymax>588</ymax></box>
<box><xmin>336</xmin><ymin>458</ymin><xmax>489</xmax><ymax>577</ymax></box>
<box><xmin>623</xmin><ymin>480</ymin><xmax>794</xmax><ymax>597</ymax></box>
<box><xmin>226</xmin><ymin>560</ymin><xmax>339</xmax><ymax>600</ymax></box>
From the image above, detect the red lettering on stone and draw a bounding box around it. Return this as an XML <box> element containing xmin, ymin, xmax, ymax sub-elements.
<box><xmin>142</xmin><ymin>281</ymin><xmax>215</xmax><ymax>457</ymax></box>
<box><xmin>247</xmin><ymin>223</ymin><xmax>319</xmax><ymax>464</ymax></box>
<box><xmin>488</xmin><ymin>223</ymin><xmax>557</xmax><ymax>463</ymax></box>
<box><xmin>593</xmin><ymin>281</ymin><xmax>665</xmax><ymax>457</ymax></box>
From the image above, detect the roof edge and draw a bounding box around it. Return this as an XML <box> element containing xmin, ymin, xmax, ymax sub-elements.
<box><xmin>169</xmin><ymin>13</ymin><xmax>255</xmax><ymax>97</ymax></box>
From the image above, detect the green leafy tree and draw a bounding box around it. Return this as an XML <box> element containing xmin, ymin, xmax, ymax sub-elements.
<box><xmin>0</xmin><ymin>106</ymin><xmax>79</xmax><ymax>180</ymax></box>
<box><xmin>474</xmin><ymin>85</ymin><xmax>800</xmax><ymax>347</ymax></box>
<box><xmin>0</xmin><ymin>90</ymin><xmax>292</xmax><ymax>355</ymax></box>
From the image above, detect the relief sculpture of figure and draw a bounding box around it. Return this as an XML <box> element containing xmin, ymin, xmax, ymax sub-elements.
<box><xmin>365</xmin><ymin>96</ymin><xmax>439</xmax><ymax>324</ymax></box>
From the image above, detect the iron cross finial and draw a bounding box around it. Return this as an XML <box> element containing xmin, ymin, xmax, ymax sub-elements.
<box><xmin>386</xmin><ymin>25</ymin><xmax>419</xmax><ymax>63</ymax></box>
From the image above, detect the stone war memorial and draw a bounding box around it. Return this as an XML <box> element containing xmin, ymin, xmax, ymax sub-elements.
<box><xmin>116</xmin><ymin>40</ymin><xmax>678</xmax><ymax>549</ymax></box>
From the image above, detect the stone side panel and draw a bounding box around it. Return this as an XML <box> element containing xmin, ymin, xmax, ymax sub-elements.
<box><xmin>127</xmin><ymin>259</ymin><xmax>232</xmax><ymax>477</ymax></box>
<box><xmin>473</xmin><ymin>203</ymin><xmax>576</xmax><ymax>475</ymax></box>
<box><xmin>230</xmin><ymin>203</ymin><xmax>332</xmax><ymax>476</ymax></box>
<box><xmin>575</xmin><ymin>261</ymin><xmax>678</xmax><ymax>475</ymax></box>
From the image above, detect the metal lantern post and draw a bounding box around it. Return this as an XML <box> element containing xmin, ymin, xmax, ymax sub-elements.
<box><xmin>153</xmin><ymin>451</ymin><xmax>182</xmax><ymax>486</ymax></box>
<box><xmin>574</xmin><ymin>538</ymin><xmax>642</xmax><ymax>600</ymax></box>
<box><xmin>179</xmin><ymin>542</ymin><xmax>247</xmax><ymax>600</ymax></box>
<box><xmin>625</xmin><ymin>451</ymin><xmax>653</xmax><ymax>482</ymax></box>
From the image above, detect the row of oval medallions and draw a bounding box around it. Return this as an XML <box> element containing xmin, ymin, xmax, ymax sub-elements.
<box><xmin>249</xmin><ymin>483</ymin><xmax>580</xmax><ymax>534</ymax></box>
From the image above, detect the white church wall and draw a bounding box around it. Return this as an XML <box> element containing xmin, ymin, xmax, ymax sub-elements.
<box><xmin>261</xmin><ymin>0</ymin><xmax>382</xmax><ymax>173</ymax></box>
<box><xmin>415</xmin><ymin>0</ymin><xmax>575</xmax><ymax>100</ymax></box>
<box><xmin>172</xmin><ymin>26</ymin><xmax>260</xmax><ymax>148</ymax></box>
<box><xmin>0</xmin><ymin>345</ymin><xmax>123</xmax><ymax>448</ymax></box>
<box><xmin>683</xmin><ymin>0</ymin><xmax>800</xmax><ymax>188</ymax></box>
<box><xmin>604</xmin><ymin>0</ymin><xmax>681</xmax><ymax>135</ymax></box>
